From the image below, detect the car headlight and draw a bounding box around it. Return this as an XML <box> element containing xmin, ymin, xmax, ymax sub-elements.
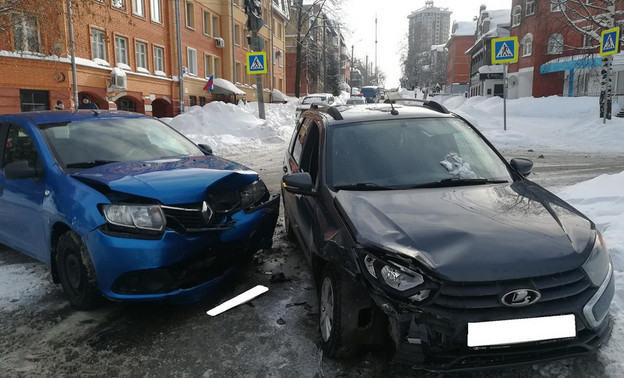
<box><xmin>362</xmin><ymin>253</ymin><xmax>433</xmax><ymax>302</ymax></box>
<box><xmin>240</xmin><ymin>180</ymin><xmax>269</xmax><ymax>209</ymax></box>
<box><xmin>102</xmin><ymin>204</ymin><xmax>165</xmax><ymax>232</ymax></box>
<box><xmin>582</xmin><ymin>231</ymin><xmax>611</xmax><ymax>287</ymax></box>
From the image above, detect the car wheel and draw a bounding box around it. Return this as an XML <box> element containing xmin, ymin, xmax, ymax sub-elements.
<box><xmin>56</xmin><ymin>231</ymin><xmax>101</xmax><ymax>310</ymax></box>
<box><xmin>319</xmin><ymin>265</ymin><xmax>359</xmax><ymax>358</ymax></box>
<box><xmin>283</xmin><ymin>211</ymin><xmax>296</xmax><ymax>242</ymax></box>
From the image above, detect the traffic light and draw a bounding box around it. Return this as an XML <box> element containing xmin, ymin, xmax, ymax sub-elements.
<box><xmin>244</xmin><ymin>0</ymin><xmax>264</xmax><ymax>31</ymax></box>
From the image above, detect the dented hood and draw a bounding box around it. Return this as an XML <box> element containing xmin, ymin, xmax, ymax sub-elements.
<box><xmin>335</xmin><ymin>181</ymin><xmax>593</xmax><ymax>281</ymax></box>
<box><xmin>71</xmin><ymin>156</ymin><xmax>258</xmax><ymax>204</ymax></box>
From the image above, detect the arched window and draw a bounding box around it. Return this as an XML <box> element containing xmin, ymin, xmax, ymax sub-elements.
<box><xmin>512</xmin><ymin>6</ymin><xmax>522</xmax><ymax>27</ymax></box>
<box><xmin>522</xmin><ymin>33</ymin><xmax>533</xmax><ymax>57</ymax></box>
<box><xmin>525</xmin><ymin>0</ymin><xmax>535</xmax><ymax>15</ymax></box>
<box><xmin>548</xmin><ymin>33</ymin><xmax>564</xmax><ymax>54</ymax></box>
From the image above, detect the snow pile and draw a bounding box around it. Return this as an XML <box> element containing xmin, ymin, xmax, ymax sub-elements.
<box><xmin>168</xmin><ymin>101</ymin><xmax>297</xmax><ymax>156</ymax></box>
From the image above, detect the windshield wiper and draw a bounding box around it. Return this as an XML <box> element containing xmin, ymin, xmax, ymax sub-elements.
<box><xmin>333</xmin><ymin>182</ymin><xmax>391</xmax><ymax>191</ymax></box>
<box><xmin>409</xmin><ymin>178</ymin><xmax>509</xmax><ymax>189</ymax></box>
<box><xmin>66</xmin><ymin>160</ymin><xmax>119</xmax><ymax>168</ymax></box>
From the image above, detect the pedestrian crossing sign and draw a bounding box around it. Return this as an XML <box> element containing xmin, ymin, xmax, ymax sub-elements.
<box><xmin>246</xmin><ymin>51</ymin><xmax>267</xmax><ymax>74</ymax></box>
<box><xmin>491</xmin><ymin>37</ymin><xmax>518</xmax><ymax>64</ymax></box>
<box><xmin>600</xmin><ymin>27</ymin><xmax>620</xmax><ymax>57</ymax></box>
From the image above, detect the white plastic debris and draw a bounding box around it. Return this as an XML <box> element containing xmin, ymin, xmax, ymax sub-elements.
<box><xmin>206</xmin><ymin>285</ymin><xmax>269</xmax><ymax>316</ymax></box>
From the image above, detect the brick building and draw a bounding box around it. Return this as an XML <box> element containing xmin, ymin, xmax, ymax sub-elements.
<box><xmin>445</xmin><ymin>20</ymin><xmax>475</xmax><ymax>94</ymax></box>
<box><xmin>0</xmin><ymin>0</ymin><xmax>289</xmax><ymax>115</ymax></box>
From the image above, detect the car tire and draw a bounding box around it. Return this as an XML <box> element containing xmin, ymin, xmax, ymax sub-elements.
<box><xmin>56</xmin><ymin>231</ymin><xmax>101</xmax><ymax>310</ymax></box>
<box><xmin>319</xmin><ymin>265</ymin><xmax>360</xmax><ymax>358</ymax></box>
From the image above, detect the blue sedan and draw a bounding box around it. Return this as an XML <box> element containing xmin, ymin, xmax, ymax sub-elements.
<box><xmin>0</xmin><ymin>110</ymin><xmax>279</xmax><ymax>309</ymax></box>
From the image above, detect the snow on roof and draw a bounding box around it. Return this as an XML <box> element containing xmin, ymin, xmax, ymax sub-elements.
<box><xmin>452</xmin><ymin>21</ymin><xmax>477</xmax><ymax>36</ymax></box>
<box><xmin>213</xmin><ymin>78</ymin><xmax>246</xmax><ymax>95</ymax></box>
<box><xmin>477</xmin><ymin>65</ymin><xmax>503</xmax><ymax>74</ymax></box>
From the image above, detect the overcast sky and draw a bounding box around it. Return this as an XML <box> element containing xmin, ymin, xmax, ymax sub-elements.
<box><xmin>339</xmin><ymin>0</ymin><xmax>509</xmax><ymax>87</ymax></box>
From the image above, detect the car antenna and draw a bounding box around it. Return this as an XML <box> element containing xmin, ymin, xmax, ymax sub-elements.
<box><xmin>389</xmin><ymin>101</ymin><xmax>399</xmax><ymax>115</ymax></box>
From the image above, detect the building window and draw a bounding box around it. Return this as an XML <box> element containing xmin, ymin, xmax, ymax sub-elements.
<box><xmin>136</xmin><ymin>41</ymin><xmax>147</xmax><ymax>70</ymax></box>
<box><xmin>525</xmin><ymin>0</ymin><xmax>535</xmax><ymax>15</ymax></box>
<box><xmin>185</xmin><ymin>2</ymin><xmax>195</xmax><ymax>29</ymax></box>
<box><xmin>548</xmin><ymin>33</ymin><xmax>564</xmax><ymax>54</ymax></box>
<box><xmin>91</xmin><ymin>28</ymin><xmax>106</xmax><ymax>60</ymax></box>
<box><xmin>133</xmin><ymin>0</ymin><xmax>144</xmax><ymax>16</ymax></box>
<box><xmin>521</xmin><ymin>33</ymin><xmax>533</xmax><ymax>57</ymax></box>
<box><xmin>203</xmin><ymin>10</ymin><xmax>211</xmax><ymax>36</ymax></box>
<box><xmin>154</xmin><ymin>46</ymin><xmax>164</xmax><ymax>72</ymax></box>
<box><xmin>214</xmin><ymin>56</ymin><xmax>221</xmax><ymax>78</ymax></box>
<box><xmin>115</xmin><ymin>35</ymin><xmax>129</xmax><ymax>65</ymax></box>
<box><xmin>550</xmin><ymin>0</ymin><xmax>565</xmax><ymax>12</ymax></box>
<box><xmin>212</xmin><ymin>15</ymin><xmax>219</xmax><ymax>37</ymax></box>
<box><xmin>19</xmin><ymin>89</ymin><xmax>48</xmax><ymax>112</ymax></box>
<box><xmin>112</xmin><ymin>0</ymin><xmax>126</xmax><ymax>10</ymax></box>
<box><xmin>512</xmin><ymin>6</ymin><xmax>522</xmax><ymax>27</ymax></box>
<box><xmin>187</xmin><ymin>47</ymin><xmax>197</xmax><ymax>76</ymax></box>
<box><xmin>235</xmin><ymin>62</ymin><xmax>242</xmax><ymax>83</ymax></box>
<box><xmin>205</xmin><ymin>54</ymin><xmax>213</xmax><ymax>77</ymax></box>
<box><xmin>12</xmin><ymin>13</ymin><xmax>40</xmax><ymax>53</ymax></box>
<box><xmin>150</xmin><ymin>0</ymin><xmax>162</xmax><ymax>23</ymax></box>
<box><xmin>234</xmin><ymin>24</ymin><xmax>241</xmax><ymax>45</ymax></box>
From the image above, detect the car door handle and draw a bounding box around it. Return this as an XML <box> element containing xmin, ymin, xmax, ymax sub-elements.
<box><xmin>283</xmin><ymin>166</ymin><xmax>287</xmax><ymax>173</ymax></box>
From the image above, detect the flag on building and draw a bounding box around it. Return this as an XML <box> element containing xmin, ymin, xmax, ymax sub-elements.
<box><xmin>204</xmin><ymin>75</ymin><xmax>214</xmax><ymax>92</ymax></box>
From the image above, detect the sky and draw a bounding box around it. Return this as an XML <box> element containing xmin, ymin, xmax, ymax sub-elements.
<box><xmin>339</xmin><ymin>0</ymin><xmax>508</xmax><ymax>87</ymax></box>
<box><xmin>2</xmin><ymin>92</ymin><xmax>624</xmax><ymax>375</ymax></box>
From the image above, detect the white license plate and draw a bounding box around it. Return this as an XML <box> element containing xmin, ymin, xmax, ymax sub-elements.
<box><xmin>467</xmin><ymin>314</ymin><xmax>576</xmax><ymax>347</ymax></box>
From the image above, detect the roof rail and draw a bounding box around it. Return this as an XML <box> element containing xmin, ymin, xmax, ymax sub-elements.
<box><xmin>383</xmin><ymin>98</ymin><xmax>450</xmax><ymax>114</ymax></box>
<box><xmin>309</xmin><ymin>103</ymin><xmax>344</xmax><ymax>120</ymax></box>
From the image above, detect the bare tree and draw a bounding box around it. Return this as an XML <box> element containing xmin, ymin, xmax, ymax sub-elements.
<box><xmin>288</xmin><ymin>0</ymin><xmax>340</xmax><ymax>97</ymax></box>
<box><xmin>555</xmin><ymin>0</ymin><xmax>624</xmax><ymax>118</ymax></box>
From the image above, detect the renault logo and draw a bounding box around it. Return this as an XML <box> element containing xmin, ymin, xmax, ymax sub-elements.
<box><xmin>500</xmin><ymin>289</ymin><xmax>541</xmax><ymax>307</ymax></box>
<box><xmin>201</xmin><ymin>201</ymin><xmax>213</xmax><ymax>224</ymax></box>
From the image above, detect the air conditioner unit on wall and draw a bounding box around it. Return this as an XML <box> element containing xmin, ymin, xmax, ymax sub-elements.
<box><xmin>110</xmin><ymin>67</ymin><xmax>127</xmax><ymax>90</ymax></box>
<box><xmin>215</xmin><ymin>37</ymin><xmax>225</xmax><ymax>48</ymax></box>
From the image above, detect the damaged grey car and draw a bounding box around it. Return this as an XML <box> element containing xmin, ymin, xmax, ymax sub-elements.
<box><xmin>281</xmin><ymin>100</ymin><xmax>613</xmax><ymax>372</ymax></box>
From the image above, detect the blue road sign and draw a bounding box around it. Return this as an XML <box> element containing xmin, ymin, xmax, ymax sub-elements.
<box><xmin>600</xmin><ymin>27</ymin><xmax>620</xmax><ymax>56</ymax></box>
<box><xmin>491</xmin><ymin>37</ymin><xmax>518</xmax><ymax>64</ymax></box>
<box><xmin>246</xmin><ymin>52</ymin><xmax>267</xmax><ymax>75</ymax></box>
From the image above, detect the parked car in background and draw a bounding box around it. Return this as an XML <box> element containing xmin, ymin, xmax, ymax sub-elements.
<box><xmin>0</xmin><ymin>110</ymin><xmax>280</xmax><ymax>309</ymax></box>
<box><xmin>296</xmin><ymin>93</ymin><xmax>337</xmax><ymax>117</ymax></box>
<box><xmin>281</xmin><ymin>100</ymin><xmax>613</xmax><ymax>372</ymax></box>
<box><xmin>345</xmin><ymin>97</ymin><xmax>366</xmax><ymax>105</ymax></box>
<box><xmin>360</xmin><ymin>86</ymin><xmax>383</xmax><ymax>103</ymax></box>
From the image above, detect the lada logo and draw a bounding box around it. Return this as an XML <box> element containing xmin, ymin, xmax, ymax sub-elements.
<box><xmin>500</xmin><ymin>289</ymin><xmax>541</xmax><ymax>307</ymax></box>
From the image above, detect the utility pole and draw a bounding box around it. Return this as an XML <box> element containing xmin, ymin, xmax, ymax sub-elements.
<box><xmin>245</xmin><ymin>0</ymin><xmax>266</xmax><ymax>119</ymax></box>
<box><xmin>350</xmin><ymin>44</ymin><xmax>354</xmax><ymax>95</ymax></box>
<box><xmin>375</xmin><ymin>14</ymin><xmax>377</xmax><ymax>85</ymax></box>
<box><xmin>66</xmin><ymin>0</ymin><xmax>78</xmax><ymax>108</ymax></box>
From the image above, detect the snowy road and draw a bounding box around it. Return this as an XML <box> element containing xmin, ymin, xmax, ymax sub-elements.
<box><xmin>1</xmin><ymin>145</ymin><xmax>623</xmax><ymax>377</ymax></box>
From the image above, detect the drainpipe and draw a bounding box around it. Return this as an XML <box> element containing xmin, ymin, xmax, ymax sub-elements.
<box><xmin>67</xmin><ymin>0</ymin><xmax>78</xmax><ymax>108</ymax></box>
<box><xmin>231</xmin><ymin>0</ymin><xmax>236</xmax><ymax>82</ymax></box>
<box><xmin>175</xmin><ymin>0</ymin><xmax>184</xmax><ymax>113</ymax></box>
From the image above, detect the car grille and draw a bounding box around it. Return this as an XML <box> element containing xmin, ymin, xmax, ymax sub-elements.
<box><xmin>431</xmin><ymin>268</ymin><xmax>591</xmax><ymax>314</ymax></box>
<box><xmin>161</xmin><ymin>202</ymin><xmax>236</xmax><ymax>233</ymax></box>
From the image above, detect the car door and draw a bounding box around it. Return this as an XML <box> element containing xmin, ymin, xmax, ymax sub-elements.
<box><xmin>0</xmin><ymin>122</ymin><xmax>49</xmax><ymax>262</ymax></box>
<box><xmin>283</xmin><ymin>117</ymin><xmax>321</xmax><ymax>260</ymax></box>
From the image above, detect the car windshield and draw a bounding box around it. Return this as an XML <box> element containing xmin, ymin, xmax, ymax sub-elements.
<box><xmin>303</xmin><ymin>96</ymin><xmax>327</xmax><ymax>104</ymax></box>
<box><xmin>328</xmin><ymin>117</ymin><xmax>512</xmax><ymax>189</ymax></box>
<box><xmin>39</xmin><ymin>117</ymin><xmax>204</xmax><ymax>171</ymax></box>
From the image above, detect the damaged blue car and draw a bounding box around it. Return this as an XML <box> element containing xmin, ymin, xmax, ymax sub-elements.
<box><xmin>0</xmin><ymin>110</ymin><xmax>279</xmax><ymax>310</ymax></box>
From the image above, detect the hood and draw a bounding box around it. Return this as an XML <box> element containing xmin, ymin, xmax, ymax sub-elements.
<box><xmin>71</xmin><ymin>155</ymin><xmax>258</xmax><ymax>204</ymax></box>
<box><xmin>335</xmin><ymin>181</ymin><xmax>593</xmax><ymax>281</ymax></box>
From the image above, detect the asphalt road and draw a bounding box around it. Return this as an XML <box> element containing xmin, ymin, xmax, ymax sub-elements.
<box><xmin>1</xmin><ymin>146</ymin><xmax>624</xmax><ymax>377</ymax></box>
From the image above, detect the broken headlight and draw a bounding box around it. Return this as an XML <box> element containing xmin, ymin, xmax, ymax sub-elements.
<box><xmin>582</xmin><ymin>230</ymin><xmax>611</xmax><ymax>287</ymax></box>
<box><xmin>240</xmin><ymin>180</ymin><xmax>269</xmax><ymax>209</ymax></box>
<box><xmin>361</xmin><ymin>252</ymin><xmax>435</xmax><ymax>302</ymax></box>
<box><xmin>102</xmin><ymin>203</ymin><xmax>166</xmax><ymax>232</ymax></box>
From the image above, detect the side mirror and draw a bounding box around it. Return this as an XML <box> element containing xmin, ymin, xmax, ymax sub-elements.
<box><xmin>282</xmin><ymin>172</ymin><xmax>316</xmax><ymax>196</ymax></box>
<box><xmin>4</xmin><ymin>160</ymin><xmax>38</xmax><ymax>179</ymax></box>
<box><xmin>510</xmin><ymin>158</ymin><xmax>533</xmax><ymax>177</ymax></box>
<box><xmin>198</xmin><ymin>143</ymin><xmax>213</xmax><ymax>155</ymax></box>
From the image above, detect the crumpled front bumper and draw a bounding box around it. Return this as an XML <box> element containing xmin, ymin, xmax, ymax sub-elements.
<box><xmin>86</xmin><ymin>194</ymin><xmax>280</xmax><ymax>304</ymax></box>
